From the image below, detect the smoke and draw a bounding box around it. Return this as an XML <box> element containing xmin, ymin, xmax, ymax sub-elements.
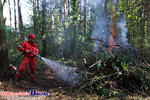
<box><xmin>118</xmin><ymin>18</ymin><xmax>129</xmax><ymax>46</ymax></box>
<box><xmin>91</xmin><ymin>16</ymin><xmax>106</xmax><ymax>52</ymax></box>
<box><xmin>90</xmin><ymin>1</ymin><xmax>129</xmax><ymax>52</ymax></box>
<box><xmin>90</xmin><ymin>0</ymin><xmax>109</xmax><ymax>52</ymax></box>
<box><xmin>41</xmin><ymin>57</ymin><xmax>82</xmax><ymax>86</ymax></box>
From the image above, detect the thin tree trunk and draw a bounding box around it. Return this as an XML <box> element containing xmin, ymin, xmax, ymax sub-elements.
<box><xmin>78</xmin><ymin>0</ymin><xmax>81</xmax><ymax>34</ymax></box>
<box><xmin>37</xmin><ymin>0</ymin><xmax>39</xmax><ymax>13</ymax></box>
<box><xmin>63</xmin><ymin>0</ymin><xmax>68</xmax><ymax>57</ymax></box>
<box><xmin>33</xmin><ymin>0</ymin><xmax>37</xmax><ymax>35</ymax></box>
<box><xmin>141</xmin><ymin>0</ymin><xmax>145</xmax><ymax>55</ymax></box>
<box><xmin>64</xmin><ymin>0</ymin><xmax>68</xmax><ymax>17</ymax></box>
<box><xmin>70</xmin><ymin>0</ymin><xmax>78</xmax><ymax>53</ymax></box>
<box><xmin>60</xmin><ymin>0</ymin><xmax>63</xmax><ymax>22</ymax></box>
<box><xmin>51</xmin><ymin>0</ymin><xmax>55</xmax><ymax>29</ymax></box>
<box><xmin>42</xmin><ymin>0</ymin><xmax>47</xmax><ymax>57</ymax></box>
<box><xmin>0</xmin><ymin>0</ymin><xmax>9</xmax><ymax>74</ymax></box>
<box><xmin>18</xmin><ymin>0</ymin><xmax>23</xmax><ymax>32</ymax></box>
<box><xmin>84</xmin><ymin>0</ymin><xmax>87</xmax><ymax>34</ymax></box>
<box><xmin>8</xmin><ymin>0</ymin><xmax>12</xmax><ymax>33</ymax></box>
<box><xmin>104</xmin><ymin>0</ymin><xmax>109</xmax><ymax>44</ymax></box>
<box><xmin>68</xmin><ymin>0</ymin><xmax>70</xmax><ymax>16</ymax></box>
<box><xmin>36</xmin><ymin>0</ymin><xmax>40</xmax><ymax>37</ymax></box>
<box><xmin>64</xmin><ymin>0</ymin><xmax>68</xmax><ymax>43</ymax></box>
<box><xmin>14</xmin><ymin>0</ymin><xmax>17</xmax><ymax>31</ymax></box>
<box><xmin>148</xmin><ymin>1</ymin><xmax>150</xmax><ymax>35</ymax></box>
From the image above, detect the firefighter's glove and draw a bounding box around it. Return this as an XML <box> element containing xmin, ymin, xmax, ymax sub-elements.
<box><xmin>26</xmin><ymin>50</ymin><xmax>31</xmax><ymax>53</ymax></box>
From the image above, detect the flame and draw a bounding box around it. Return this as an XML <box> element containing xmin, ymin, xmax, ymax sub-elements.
<box><xmin>108</xmin><ymin>27</ymin><xmax>118</xmax><ymax>53</ymax></box>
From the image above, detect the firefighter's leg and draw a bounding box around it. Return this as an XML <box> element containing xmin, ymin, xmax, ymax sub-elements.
<box><xmin>29</xmin><ymin>58</ymin><xmax>36</xmax><ymax>80</ymax></box>
<box><xmin>15</xmin><ymin>58</ymin><xmax>29</xmax><ymax>79</ymax></box>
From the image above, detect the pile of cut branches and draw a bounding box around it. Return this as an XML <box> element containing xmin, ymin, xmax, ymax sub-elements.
<box><xmin>80</xmin><ymin>50</ymin><xmax>150</xmax><ymax>97</ymax></box>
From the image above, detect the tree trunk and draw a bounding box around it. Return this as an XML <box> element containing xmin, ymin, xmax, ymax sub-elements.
<box><xmin>70</xmin><ymin>0</ymin><xmax>78</xmax><ymax>54</ymax></box>
<box><xmin>51</xmin><ymin>0</ymin><xmax>55</xmax><ymax>29</ymax></box>
<box><xmin>60</xmin><ymin>0</ymin><xmax>63</xmax><ymax>22</ymax></box>
<box><xmin>64</xmin><ymin>0</ymin><xmax>68</xmax><ymax>17</ymax></box>
<box><xmin>84</xmin><ymin>0</ymin><xmax>87</xmax><ymax>34</ymax></box>
<box><xmin>64</xmin><ymin>0</ymin><xmax>68</xmax><ymax>42</ymax></box>
<box><xmin>62</xmin><ymin>0</ymin><xmax>69</xmax><ymax>57</ymax></box>
<box><xmin>33</xmin><ymin>0</ymin><xmax>37</xmax><ymax>35</ymax></box>
<box><xmin>41</xmin><ymin>0</ymin><xmax>47</xmax><ymax>57</ymax></box>
<box><xmin>18</xmin><ymin>0</ymin><xmax>23</xmax><ymax>32</ymax></box>
<box><xmin>8</xmin><ymin>0</ymin><xmax>12</xmax><ymax>33</ymax></box>
<box><xmin>0</xmin><ymin>0</ymin><xmax>9</xmax><ymax>75</ymax></box>
<box><xmin>14</xmin><ymin>0</ymin><xmax>17</xmax><ymax>31</ymax></box>
<box><xmin>104</xmin><ymin>0</ymin><xmax>109</xmax><ymax>44</ymax></box>
<box><xmin>141</xmin><ymin>0</ymin><xmax>145</xmax><ymax>55</ymax></box>
<box><xmin>37</xmin><ymin>0</ymin><xmax>39</xmax><ymax>13</ymax></box>
<box><xmin>78</xmin><ymin>0</ymin><xmax>81</xmax><ymax>34</ymax></box>
<box><xmin>148</xmin><ymin>1</ymin><xmax>150</xmax><ymax>36</ymax></box>
<box><xmin>68</xmin><ymin>0</ymin><xmax>70</xmax><ymax>16</ymax></box>
<box><xmin>147</xmin><ymin>1</ymin><xmax>150</xmax><ymax>35</ymax></box>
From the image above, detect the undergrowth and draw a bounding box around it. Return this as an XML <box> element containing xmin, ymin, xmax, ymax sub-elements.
<box><xmin>80</xmin><ymin>50</ymin><xmax>150</xmax><ymax>98</ymax></box>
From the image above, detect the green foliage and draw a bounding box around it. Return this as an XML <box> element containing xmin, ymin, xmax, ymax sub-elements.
<box><xmin>81</xmin><ymin>51</ymin><xmax>150</xmax><ymax>97</ymax></box>
<box><xmin>118</xmin><ymin>0</ymin><xmax>149</xmax><ymax>56</ymax></box>
<box><xmin>71</xmin><ymin>0</ymin><xmax>78</xmax><ymax>15</ymax></box>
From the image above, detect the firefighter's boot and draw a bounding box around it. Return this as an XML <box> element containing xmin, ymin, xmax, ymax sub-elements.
<box><xmin>13</xmin><ymin>78</ymin><xmax>18</xmax><ymax>84</ymax></box>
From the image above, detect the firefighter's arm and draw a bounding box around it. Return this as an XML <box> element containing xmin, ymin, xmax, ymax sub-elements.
<box><xmin>17</xmin><ymin>43</ymin><xmax>29</xmax><ymax>53</ymax></box>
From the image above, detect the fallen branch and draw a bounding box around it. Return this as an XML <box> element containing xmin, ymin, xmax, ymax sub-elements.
<box><xmin>89</xmin><ymin>61</ymin><xmax>99</xmax><ymax>68</ymax></box>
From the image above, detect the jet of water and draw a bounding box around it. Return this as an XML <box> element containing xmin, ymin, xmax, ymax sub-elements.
<box><xmin>41</xmin><ymin>57</ymin><xmax>82</xmax><ymax>86</ymax></box>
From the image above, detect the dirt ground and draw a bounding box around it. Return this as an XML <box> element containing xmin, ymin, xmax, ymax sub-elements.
<box><xmin>0</xmin><ymin>63</ymin><xmax>101</xmax><ymax>100</ymax></box>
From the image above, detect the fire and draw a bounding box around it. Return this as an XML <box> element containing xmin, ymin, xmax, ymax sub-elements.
<box><xmin>108</xmin><ymin>27</ymin><xmax>118</xmax><ymax>53</ymax></box>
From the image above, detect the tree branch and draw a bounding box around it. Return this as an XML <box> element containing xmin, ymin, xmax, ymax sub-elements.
<box><xmin>3</xmin><ymin>0</ymin><xmax>7</xmax><ymax>4</ymax></box>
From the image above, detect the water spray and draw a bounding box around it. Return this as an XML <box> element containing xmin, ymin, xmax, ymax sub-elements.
<box><xmin>40</xmin><ymin>57</ymin><xmax>82</xmax><ymax>86</ymax></box>
<box><xmin>30</xmin><ymin>51</ymin><xmax>82</xmax><ymax>86</ymax></box>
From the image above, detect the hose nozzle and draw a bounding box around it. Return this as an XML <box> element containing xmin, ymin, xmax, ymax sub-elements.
<box><xmin>10</xmin><ymin>64</ymin><xmax>17</xmax><ymax>71</ymax></box>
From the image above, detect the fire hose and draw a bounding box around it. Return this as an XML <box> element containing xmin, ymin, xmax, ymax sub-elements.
<box><xmin>0</xmin><ymin>53</ymin><xmax>23</xmax><ymax>78</ymax></box>
<box><xmin>0</xmin><ymin>51</ymin><xmax>41</xmax><ymax>78</ymax></box>
<box><xmin>30</xmin><ymin>51</ymin><xmax>42</xmax><ymax>58</ymax></box>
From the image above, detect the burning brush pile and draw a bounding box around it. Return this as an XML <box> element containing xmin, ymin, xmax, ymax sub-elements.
<box><xmin>80</xmin><ymin>15</ymin><xmax>150</xmax><ymax>97</ymax></box>
<box><xmin>80</xmin><ymin>49</ymin><xmax>150</xmax><ymax>97</ymax></box>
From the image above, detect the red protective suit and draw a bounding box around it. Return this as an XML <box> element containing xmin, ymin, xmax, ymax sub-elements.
<box><xmin>15</xmin><ymin>41</ymin><xmax>39</xmax><ymax>80</ymax></box>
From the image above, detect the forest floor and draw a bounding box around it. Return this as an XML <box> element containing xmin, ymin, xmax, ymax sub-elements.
<box><xmin>0</xmin><ymin>63</ymin><xmax>149</xmax><ymax>100</ymax></box>
<box><xmin>0</xmin><ymin>63</ymin><xmax>101</xmax><ymax>100</ymax></box>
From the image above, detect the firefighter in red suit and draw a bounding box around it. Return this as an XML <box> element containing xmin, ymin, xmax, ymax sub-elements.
<box><xmin>13</xmin><ymin>34</ymin><xmax>39</xmax><ymax>84</ymax></box>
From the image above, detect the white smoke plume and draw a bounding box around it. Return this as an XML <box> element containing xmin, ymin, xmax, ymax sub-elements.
<box><xmin>118</xmin><ymin>18</ymin><xmax>129</xmax><ymax>46</ymax></box>
<box><xmin>90</xmin><ymin>0</ymin><xmax>109</xmax><ymax>52</ymax></box>
<box><xmin>90</xmin><ymin>0</ymin><xmax>129</xmax><ymax>52</ymax></box>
